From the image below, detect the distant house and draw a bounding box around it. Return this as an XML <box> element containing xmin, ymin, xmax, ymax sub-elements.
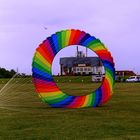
<box><xmin>115</xmin><ymin>70</ymin><xmax>136</xmax><ymax>77</ymax></box>
<box><xmin>60</xmin><ymin>47</ymin><xmax>104</xmax><ymax>76</ymax></box>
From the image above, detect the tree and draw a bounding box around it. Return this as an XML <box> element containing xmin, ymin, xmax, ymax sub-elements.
<box><xmin>0</xmin><ymin>67</ymin><xmax>16</xmax><ymax>78</ymax></box>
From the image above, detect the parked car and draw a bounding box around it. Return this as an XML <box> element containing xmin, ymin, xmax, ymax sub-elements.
<box><xmin>126</xmin><ymin>76</ymin><xmax>140</xmax><ymax>82</ymax></box>
<box><xmin>92</xmin><ymin>75</ymin><xmax>104</xmax><ymax>82</ymax></box>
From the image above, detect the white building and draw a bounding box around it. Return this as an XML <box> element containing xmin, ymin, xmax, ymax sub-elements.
<box><xmin>60</xmin><ymin>51</ymin><xmax>104</xmax><ymax>76</ymax></box>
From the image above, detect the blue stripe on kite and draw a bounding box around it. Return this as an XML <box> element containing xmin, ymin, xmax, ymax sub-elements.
<box><xmin>32</xmin><ymin>73</ymin><xmax>53</xmax><ymax>82</ymax></box>
<box><xmin>93</xmin><ymin>88</ymin><xmax>102</xmax><ymax>107</ymax></box>
<box><xmin>51</xmin><ymin>34</ymin><xmax>59</xmax><ymax>53</ymax></box>
<box><xmin>47</xmin><ymin>37</ymin><xmax>57</xmax><ymax>55</ymax></box>
<box><xmin>32</xmin><ymin>67</ymin><xmax>51</xmax><ymax>78</ymax></box>
<box><xmin>102</xmin><ymin>60</ymin><xmax>115</xmax><ymax>77</ymax></box>
<box><xmin>32</xmin><ymin>68</ymin><xmax>53</xmax><ymax>82</ymax></box>
<box><xmin>50</xmin><ymin>96</ymin><xmax>76</xmax><ymax>107</ymax></box>
<box><xmin>81</xmin><ymin>36</ymin><xmax>96</xmax><ymax>46</ymax></box>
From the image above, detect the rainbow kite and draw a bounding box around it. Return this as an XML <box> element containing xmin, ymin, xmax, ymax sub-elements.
<box><xmin>32</xmin><ymin>29</ymin><xmax>115</xmax><ymax>108</ymax></box>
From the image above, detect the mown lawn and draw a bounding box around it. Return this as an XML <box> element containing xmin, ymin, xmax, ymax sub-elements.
<box><xmin>0</xmin><ymin>79</ymin><xmax>140</xmax><ymax>140</ymax></box>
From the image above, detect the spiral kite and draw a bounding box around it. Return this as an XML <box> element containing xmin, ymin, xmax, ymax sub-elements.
<box><xmin>32</xmin><ymin>29</ymin><xmax>115</xmax><ymax>108</ymax></box>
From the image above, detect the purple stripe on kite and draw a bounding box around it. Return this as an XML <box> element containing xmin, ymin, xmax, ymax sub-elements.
<box><xmin>33</xmin><ymin>78</ymin><xmax>56</xmax><ymax>86</ymax></box>
<box><xmin>44</xmin><ymin>40</ymin><xmax>55</xmax><ymax>58</ymax></box>
<box><xmin>65</xmin><ymin>96</ymin><xmax>81</xmax><ymax>107</ymax></box>
<box><xmin>76</xmin><ymin>31</ymin><xmax>86</xmax><ymax>44</ymax></box>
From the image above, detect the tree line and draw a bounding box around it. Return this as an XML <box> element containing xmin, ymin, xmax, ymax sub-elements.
<box><xmin>0</xmin><ymin>67</ymin><xmax>31</xmax><ymax>78</ymax></box>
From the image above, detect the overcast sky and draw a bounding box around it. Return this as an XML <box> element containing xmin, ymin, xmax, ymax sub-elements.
<box><xmin>0</xmin><ymin>0</ymin><xmax>140</xmax><ymax>75</ymax></box>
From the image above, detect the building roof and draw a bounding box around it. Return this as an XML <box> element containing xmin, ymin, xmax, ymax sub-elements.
<box><xmin>60</xmin><ymin>57</ymin><xmax>102</xmax><ymax>68</ymax></box>
<box><xmin>116</xmin><ymin>70</ymin><xmax>136</xmax><ymax>76</ymax></box>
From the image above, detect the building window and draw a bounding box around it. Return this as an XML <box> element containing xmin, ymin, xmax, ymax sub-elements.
<box><xmin>88</xmin><ymin>68</ymin><xmax>91</xmax><ymax>71</ymax></box>
<box><xmin>77</xmin><ymin>68</ymin><xmax>80</xmax><ymax>71</ymax></box>
<box><xmin>80</xmin><ymin>68</ymin><xmax>83</xmax><ymax>72</ymax></box>
<box><xmin>84</xmin><ymin>68</ymin><xmax>87</xmax><ymax>71</ymax></box>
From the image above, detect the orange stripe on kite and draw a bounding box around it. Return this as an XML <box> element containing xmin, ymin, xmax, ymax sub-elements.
<box><xmin>69</xmin><ymin>29</ymin><xmax>77</xmax><ymax>45</ymax></box>
<box><xmin>36</xmin><ymin>45</ymin><xmax>52</xmax><ymax>64</ymax></box>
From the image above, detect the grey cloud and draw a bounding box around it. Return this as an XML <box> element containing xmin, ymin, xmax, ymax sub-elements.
<box><xmin>0</xmin><ymin>0</ymin><xmax>140</xmax><ymax>74</ymax></box>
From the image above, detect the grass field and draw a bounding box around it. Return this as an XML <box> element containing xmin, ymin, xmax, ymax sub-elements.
<box><xmin>0</xmin><ymin>78</ymin><xmax>140</xmax><ymax>140</ymax></box>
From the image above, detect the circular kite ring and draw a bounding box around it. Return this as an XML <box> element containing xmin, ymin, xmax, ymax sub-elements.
<box><xmin>32</xmin><ymin>29</ymin><xmax>115</xmax><ymax>108</ymax></box>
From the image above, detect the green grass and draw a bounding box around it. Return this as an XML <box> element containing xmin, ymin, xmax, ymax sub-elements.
<box><xmin>0</xmin><ymin>78</ymin><xmax>140</xmax><ymax>140</ymax></box>
<box><xmin>53</xmin><ymin>76</ymin><xmax>92</xmax><ymax>83</ymax></box>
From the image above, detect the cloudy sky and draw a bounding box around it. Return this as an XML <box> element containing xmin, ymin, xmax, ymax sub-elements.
<box><xmin>0</xmin><ymin>0</ymin><xmax>140</xmax><ymax>75</ymax></box>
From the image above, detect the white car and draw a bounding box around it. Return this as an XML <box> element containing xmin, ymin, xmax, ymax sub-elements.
<box><xmin>92</xmin><ymin>75</ymin><xmax>104</xmax><ymax>82</ymax></box>
<box><xmin>126</xmin><ymin>76</ymin><xmax>140</xmax><ymax>82</ymax></box>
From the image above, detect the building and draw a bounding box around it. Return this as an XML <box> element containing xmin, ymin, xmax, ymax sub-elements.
<box><xmin>115</xmin><ymin>70</ymin><xmax>136</xmax><ymax>77</ymax></box>
<box><xmin>60</xmin><ymin>46</ymin><xmax>104</xmax><ymax>76</ymax></box>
